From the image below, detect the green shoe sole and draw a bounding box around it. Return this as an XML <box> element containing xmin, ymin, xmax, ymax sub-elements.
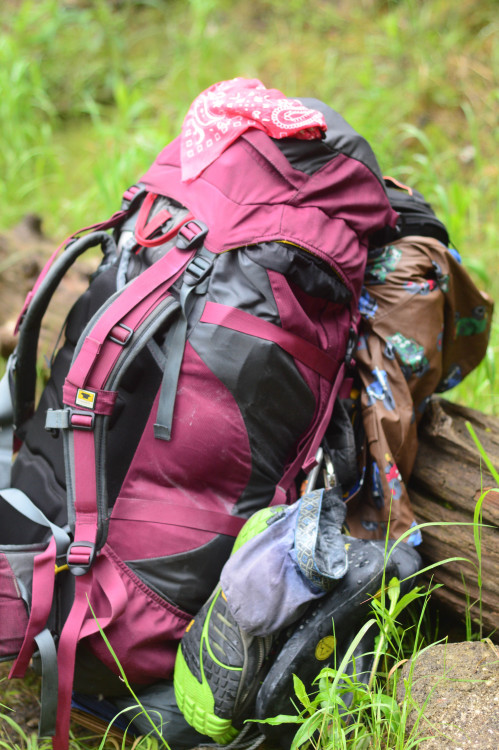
<box><xmin>174</xmin><ymin>641</ymin><xmax>239</xmax><ymax>744</ymax></box>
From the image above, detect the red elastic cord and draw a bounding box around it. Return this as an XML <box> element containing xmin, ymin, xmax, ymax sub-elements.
<box><xmin>134</xmin><ymin>192</ymin><xmax>195</xmax><ymax>248</ymax></box>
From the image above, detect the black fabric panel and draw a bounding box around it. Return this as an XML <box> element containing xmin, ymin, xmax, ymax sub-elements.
<box><xmin>0</xmin><ymin>488</ymin><xmax>56</xmax><ymax>545</ymax></box>
<box><xmin>191</xmin><ymin>323</ymin><xmax>315</xmax><ymax>517</ymax></box>
<box><xmin>188</xmin><ymin>248</ymin><xmax>316</xmax><ymax>518</ymax></box>
<box><xmin>273</xmin><ymin>98</ymin><xmax>384</xmax><ymax>186</ymax></box>
<box><xmin>73</xmin><ymin>645</ymin><xmax>143</xmax><ymax>696</ymax></box>
<box><xmin>127</xmin><ymin>535</ymin><xmax>235</xmax><ymax>615</ymax></box>
<box><xmin>104</xmin><ymin>346</ymin><xmax>162</xmax><ymax>505</ymax></box>
<box><xmin>199</xmin><ymin>248</ymin><xmax>279</xmax><ymax>322</ymax></box>
<box><xmin>248</xmin><ymin>242</ymin><xmax>351</xmax><ymax>303</ymax></box>
<box><xmin>64</xmin><ymin>265</ymin><xmax>119</xmax><ymax>345</ymax></box>
<box><xmin>369</xmin><ymin>183</ymin><xmax>450</xmax><ymax>248</ymax></box>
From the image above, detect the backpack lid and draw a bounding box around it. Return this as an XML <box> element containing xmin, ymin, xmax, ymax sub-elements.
<box><xmin>141</xmin><ymin>96</ymin><xmax>398</xmax><ymax>295</ymax></box>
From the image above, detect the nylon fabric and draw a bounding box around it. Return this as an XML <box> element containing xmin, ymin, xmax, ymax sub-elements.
<box><xmin>81</xmin><ymin>545</ymin><xmax>191</xmax><ymax>683</ymax></box>
<box><xmin>10</xmin><ymin>537</ymin><xmax>57</xmax><ymax>678</ymax></box>
<box><xmin>346</xmin><ymin>236</ymin><xmax>494</xmax><ymax>541</ymax></box>
<box><xmin>200</xmin><ymin>302</ymin><xmax>338</xmax><ymax>380</ymax></box>
<box><xmin>0</xmin><ymin>552</ymin><xmax>30</xmax><ymax>658</ymax></box>
<box><xmin>141</xmin><ymin>130</ymin><xmax>397</xmax><ymax>282</ymax></box>
<box><xmin>109</xmin><ymin>499</ymin><xmax>246</xmax><ymax>537</ymax></box>
<box><xmin>34</xmin><ymin>628</ymin><xmax>58</xmax><ymax>738</ymax></box>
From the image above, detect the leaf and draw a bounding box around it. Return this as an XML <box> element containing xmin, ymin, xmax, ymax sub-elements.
<box><xmin>291</xmin><ymin>710</ymin><xmax>328</xmax><ymax>750</ymax></box>
<box><xmin>256</xmin><ymin>714</ymin><xmax>306</xmax><ymax>726</ymax></box>
<box><xmin>293</xmin><ymin>673</ymin><xmax>312</xmax><ymax>711</ymax></box>
<box><xmin>466</xmin><ymin>421</ymin><xmax>499</xmax><ymax>485</ymax></box>
<box><xmin>328</xmin><ymin>619</ymin><xmax>377</xmax><ymax>694</ymax></box>
<box><xmin>387</xmin><ymin>577</ymin><xmax>400</xmax><ymax>609</ymax></box>
<box><xmin>370</xmin><ymin>693</ymin><xmax>399</xmax><ymax>714</ymax></box>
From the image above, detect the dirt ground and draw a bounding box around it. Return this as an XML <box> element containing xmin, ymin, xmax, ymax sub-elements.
<box><xmin>398</xmin><ymin>640</ymin><xmax>499</xmax><ymax>749</ymax></box>
<box><xmin>0</xmin><ymin>661</ymin><xmax>42</xmax><ymax>742</ymax></box>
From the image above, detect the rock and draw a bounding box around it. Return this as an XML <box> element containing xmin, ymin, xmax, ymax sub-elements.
<box><xmin>12</xmin><ymin>213</ymin><xmax>46</xmax><ymax>242</ymax></box>
<box><xmin>398</xmin><ymin>640</ymin><xmax>499</xmax><ymax>748</ymax></box>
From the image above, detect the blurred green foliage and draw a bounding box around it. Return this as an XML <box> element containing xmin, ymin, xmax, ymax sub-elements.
<box><xmin>0</xmin><ymin>0</ymin><xmax>498</xmax><ymax>406</ymax></box>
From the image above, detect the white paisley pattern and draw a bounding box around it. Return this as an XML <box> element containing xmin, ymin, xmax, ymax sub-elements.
<box><xmin>180</xmin><ymin>78</ymin><xmax>326</xmax><ymax>181</ymax></box>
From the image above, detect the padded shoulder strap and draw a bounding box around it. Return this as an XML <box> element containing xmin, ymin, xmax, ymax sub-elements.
<box><xmin>0</xmin><ymin>363</ymin><xmax>14</xmax><ymax>488</ymax></box>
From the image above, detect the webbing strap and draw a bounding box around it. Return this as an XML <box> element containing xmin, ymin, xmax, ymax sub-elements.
<box><xmin>54</xmin><ymin>553</ymin><xmax>128</xmax><ymax>750</ymax></box>
<box><xmin>0</xmin><ymin>488</ymin><xmax>70</xmax><ymax>555</ymax></box>
<box><xmin>9</xmin><ymin>537</ymin><xmax>58</xmax><ymax>678</ymax></box>
<box><xmin>53</xmin><ymin>243</ymin><xmax>199</xmax><ymax>750</ymax></box>
<box><xmin>153</xmin><ymin>311</ymin><xmax>187</xmax><ymax>440</ymax></box>
<box><xmin>154</xmin><ymin>246</ymin><xmax>214</xmax><ymax>441</ymax></box>
<box><xmin>35</xmin><ymin>628</ymin><xmax>58</xmax><ymax>738</ymax></box>
<box><xmin>271</xmin><ymin>360</ymin><xmax>347</xmax><ymax>506</ymax></box>
<box><xmin>111</xmin><ymin>500</ymin><xmax>247</xmax><ymax>537</ymax></box>
<box><xmin>200</xmin><ymin>302</ymin><xmax>339</xmax><ymax>381</ymax></box>
<box><xmin>134</xmin><ymin>191</ymin><xmax>196</xmax><ymax>248</ymax></box>
<box><xmin>53</xmin><ymin>573</ymin><xmax>93</xmax><ymax>750</ymax></box>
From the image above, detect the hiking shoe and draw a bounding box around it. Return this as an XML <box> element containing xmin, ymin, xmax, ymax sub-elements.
<box><xmin>255</xmin><ymin>539</ymin><xmax>422</xmax><ymax>748</ymax></box>
<box><xmin>174</xmin><ymin>506</ymin><xmax>282</xmax><ymax>743</ymax></box>
<box><xmin>174</xmin><ymin>586</ymin><xmax>272</xmax><ymax>744</ymax></box>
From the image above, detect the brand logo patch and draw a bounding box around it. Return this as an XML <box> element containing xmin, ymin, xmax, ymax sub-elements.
<box><xmin>75</xmin><ymin>389</ymin><xmax>96</xmax><ymax>409</ymax></box>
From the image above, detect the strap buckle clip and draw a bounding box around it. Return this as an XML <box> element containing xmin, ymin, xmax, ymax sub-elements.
<box><xmin>67</xmin><ymin>541</ymin><xmax>96</xmax><ymax>576</ymax></box>
<box><xmin>176</xmin><ymin>220</ymin><xmax>208</xmax><ymax>251</ymax></box>
<box><xmin>109</xmin><ymin>323</ymin><xmax>133</xmax><ymax>346</ymax></box>
<box><xmin>183</xmin><ymin>254</ymin><xmax>213</xmax><ymax>287</ymax></box>
<box><xmin>70</xmin><ymin>410</ymin><xmax>95</xmax><ymax>431</ymax></box>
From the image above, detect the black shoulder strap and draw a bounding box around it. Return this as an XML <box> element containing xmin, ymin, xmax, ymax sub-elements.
<box><xmin>13</xmin><ymin>232</ymin><xmax>116</xmax><ymax>438</ymax></box>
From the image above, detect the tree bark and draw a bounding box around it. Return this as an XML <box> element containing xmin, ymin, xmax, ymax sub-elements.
<box><xmin>409</xmin><ymin>397</ymin><xmax>499</xmax><ymax>639</ymax></box>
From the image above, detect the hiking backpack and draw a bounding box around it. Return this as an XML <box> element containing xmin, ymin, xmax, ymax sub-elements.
<box><xmin>0</xmin><ymin>97</ymin><xmax>398</xmax><ymax>748</ymax></box>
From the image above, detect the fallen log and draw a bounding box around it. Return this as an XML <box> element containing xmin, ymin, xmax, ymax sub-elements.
<box><xmin>409</xmin><ymin>397</ymin><xmax>499</xmax><ymax>639</ymax></box>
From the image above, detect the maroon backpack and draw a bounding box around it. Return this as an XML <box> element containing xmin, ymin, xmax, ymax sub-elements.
<box><xmin>0</xmin><ymin>97</ymin><xmax>397</xmax><ymax>749</ymax></box>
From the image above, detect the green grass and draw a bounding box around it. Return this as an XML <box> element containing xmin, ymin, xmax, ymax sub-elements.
<box><xmin>0</xmin><ymin>0</ymin><xmax>498</xmax><ymax>746</ymax></box>
<box><xmin>256</xmin><ymin>506</ymin><xmax>493</xmax><ymax>750</ymax></box>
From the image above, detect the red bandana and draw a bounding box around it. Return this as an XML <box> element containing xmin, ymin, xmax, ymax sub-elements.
<box><xmin>180</xmin><ymin>78</ymin><xmax>327</xmax><ymax>182</ymax></box>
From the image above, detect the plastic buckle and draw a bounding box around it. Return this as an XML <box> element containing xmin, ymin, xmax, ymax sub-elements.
<box><xmin>176</xmin><ymin>220</ymin><xmax>208</xmax><ymax>251</ymax></box>
<box><xmin>183</xmin><ymin>254</ymin><xmax>213</xmax><ymax>287</ymax></box>
<box><xmin>67</xmin><ymin>541</ymin><xmax>96</xmax><ymax>576</ymax></box>
<box><xmin>109</xmin><ymin>323</ymin><xmax>133</xmax><ymax>346</ymax></box>
<box><xmin>121</xmin><ymin>184</ymin><xmax>146</xmax><ymax>212</ymax></box>
<box><xmin>70</xmin><ymin>410</ymin><xmax>95</xmax><ymax>431</ymax></box>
